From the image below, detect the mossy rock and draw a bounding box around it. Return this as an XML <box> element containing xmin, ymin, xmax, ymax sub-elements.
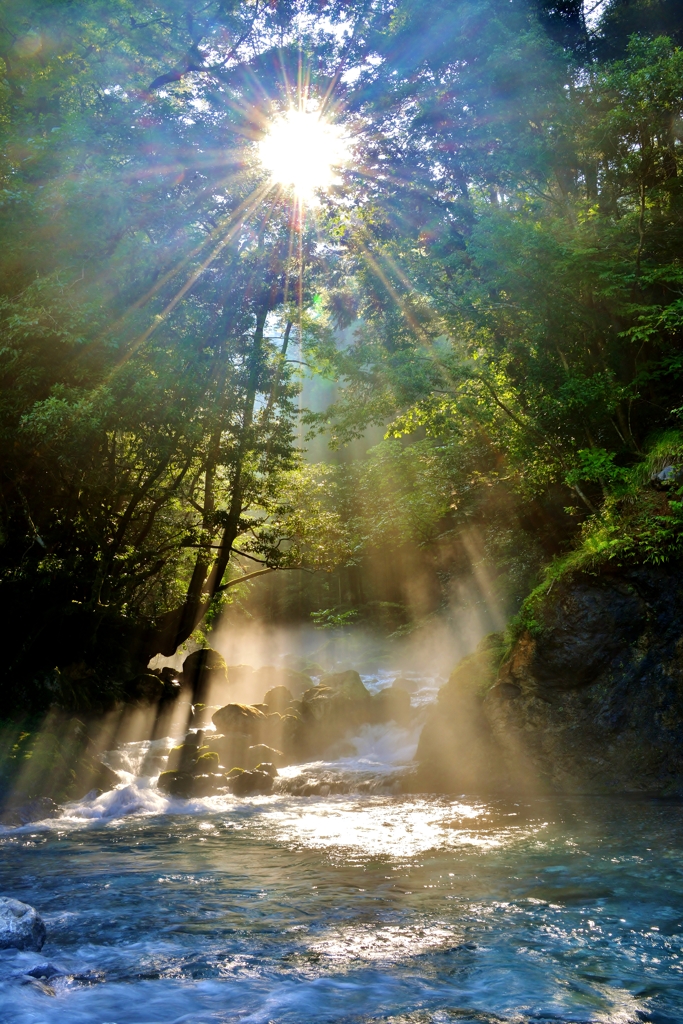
<box><xmin>194</xmin><ymin>751</ymin><xmax>220</xmax><ymax>772</ymax></box>
<box><xmin>157</xmin><ymin>770</ymin><xmax>195</xmax><ymax>797</ymax></box>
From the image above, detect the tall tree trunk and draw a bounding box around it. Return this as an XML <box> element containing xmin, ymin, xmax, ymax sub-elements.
<box><xmin>146</xmin><ymin>304</ymin><xmax>270</xmax><ymax>657</ymax></box>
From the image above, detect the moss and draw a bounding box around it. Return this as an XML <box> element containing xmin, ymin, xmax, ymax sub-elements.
<box><xmin>504</xmin><ymin>430</ymin><xmax>683</xmax><ymax>654</ymax></box>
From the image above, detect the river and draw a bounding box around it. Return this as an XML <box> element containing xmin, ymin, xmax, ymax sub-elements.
<box><xmin>1</xmin><ymin>673</ymin><xmax>682</xmax><ymax>1023</ymax></box>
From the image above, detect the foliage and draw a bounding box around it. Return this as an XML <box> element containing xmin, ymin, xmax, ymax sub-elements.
<box><xmin>307</xmin><ymin>27</ymin><xmax>683</xmax><ymax>622</ymax></box>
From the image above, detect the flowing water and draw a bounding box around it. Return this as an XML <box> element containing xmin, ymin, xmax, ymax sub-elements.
<box><xmin>1</xmin><ymin>673</ymin><xmax>683</xmax><ymax>1023</ymax></box>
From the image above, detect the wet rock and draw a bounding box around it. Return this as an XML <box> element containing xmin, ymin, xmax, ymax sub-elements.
<box><xmin>289</xmin><ymin>674</ymin><xmax>373</xmax><ymax>759</ymax></box>
<box><xmin>371</xmin><ymin>685</ymin><xmax>412</xmax><ymax>726</ymax></box>
<box><xmin>0</xmin><ymin>897</ymin><xmax>46</xmax><ymax>951</ymax></box>
<box><xmin>0</xmin><ymin>797</ymin><xmax>59</xmax><ymax>827</ymax></box>
<box><xmin>212</xmin><ymin>703</ymin><xmax>267</xmax><ymax>738</ymax></box>
<box><xmin>229</xmin><ymin>769</ymin><xmax>274</xmax><ymax>796</ymax></box>
<box><xmin>24</xmin><ymin>963</ymin><xmax>63</xmax><ymax>980</ymax></box>
<box><xmin>254</xmin><ymin>762</ymin><xmax>278</xmax><ymax>777</ymax></box>
<box><xmin>263</xmin><ymin>685</ymin><xmax>294</xmax><ymax>713</ymax></box>
<box><xmin>319</xmin><ymin>670</ymin><xmax>369</xmax><ymax>702</ymax></box>
<box><xmin>190</xmin><ymin>773</ymin><xmax>224</xmax><ymax>796</ymax></box>
<box><xmin>157</xmin><ymin>770</ymin><xmax>195</xmax><ymax>797</ymax></box>
<box><xmin>70</xmin><ymin>758</ymin><xmax>120</xmax><ymax>800</ymax></box>
<box><xmin>194</xmin><ymin>751</ymin><xmax>220</xmax><ymax>772</ymax></box>
<box><xmin>262</xmin><ymin>712</ymin><xmax>284</xmax><ymax>748</ymax></box>
<box><xmin>246</xmin><ymin>743</ymin><xmax>285</xmax><ymax>768</ymax></box>
<box><xmin>181</xmin><ymin>649</ymin><xmax>228</xmax><ymax>704</ymax></box>
<box><xmin>124</xmin><ymin>673</ymin><xmax>165</xmax><ymax>706</ymax></box>
<box><xmin>166</xmin><ymin>736</ymin><xmax>202</xmax><ymax>773</ymax></box>
<box><xmin>20</xmin><ymin>977</ymin><xmax>55</xmax><ymax>996</ymax></box>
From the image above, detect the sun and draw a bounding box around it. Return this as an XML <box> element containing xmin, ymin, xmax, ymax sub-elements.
<box><xmin>258</xmin><ymin>107</ymin><xmax>349</xmax><ymax>201</ymax></box>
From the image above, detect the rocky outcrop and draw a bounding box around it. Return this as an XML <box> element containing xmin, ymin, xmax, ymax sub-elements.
<box><xmin>0</xmin><ymin>897</ymin><xmax>46</xmax><ymax>951</ymax></box>
<box><xmin>484</xmin><ymin>564</ymin><xmax>683</xmax><ymax>795</ymax></box>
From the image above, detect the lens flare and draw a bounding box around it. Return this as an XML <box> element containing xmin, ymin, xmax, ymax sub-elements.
<box><xmin>259</xmin><ymin>107</ymin><xmax>349</xmax><ymax>200</ymax></box>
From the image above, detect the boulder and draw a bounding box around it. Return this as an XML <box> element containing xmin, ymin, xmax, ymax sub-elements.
<box><xmin>263</xmin><ymin>685</ymin><xmax>294</xmax><ymax>713</ymax></box>
<box><xmin>205</xmin><ymin>733</ymin><xmax>249</xmax><ymax>770</ymax></box>
<box><xmin>262</xmin><ymin>712</ymin><xmax>284</xmax><ymax>748</ymax></box>
<box><xmin>70</xmin><ymin>758</ymin><xmax>121</xmax><ymax>800</ymax></box>
<box><xmin>254</xmin><ymin>762</ymin><xmax>278</xmax><ymax>777</ymax></box>
<box><xmin>125</xmin><ymin>673</ymin><xmax>165</xmax><ymax>705</ymax></box>
<box><xmin>0</xmin><ymin>897</ymin><xmax>46</xmax><ymax>951</ymax></box>
<box><xmin>157</xmin><ymin>771</ymin><xmax>195</xmax><ymax>798</ymax></box>
<box><xmin>291</xmin><ymin>675</ymin><xmax>373</xmax><ymax>758</ymax></box>
<box><xmin>0</xmin><ymin>797</ymin><xmax>59</xmax><ymax>828</ymax></box>
<box><xmin>191</xmin><ymin>773</ymin><xmax>224</xmax><ymax>797</ymax></box>
<box><xmin>194</xmin><ymin>751</ymin><xmax>220</xmax><ymax>772</ymax></box>
<box><xmin>371</xmin><ymin>685</ymin><xmax>412</xmax><ymax>726</ymax></box>
<box><xmin>229</xmin><ymin>769</ymin><xmax>274</xmax><ymax>796</ymax></box>
<box><xmin>246</xmin><ymin>744</ymin><xmax>285</xmax><ymax>769</ymax></box>
<box><xmin>181</xmin><ymin>649</ymin><xmax>228</xmax><ymax>703</ymax></box>
<box><xmin>211</xmin><ymin>703</ymin><xmax>266</xmax><ymax>739</ymax></box>
<box><xmin>319</xmin><ymin>670</ymin><xmax>369</xmax><ymax>702</ymax></box>
<box><xmin>166</xmin><ymin>731</ymin><xmax>204</xmax><ymax>773</ymax></box>
<box><xmin>189</xmin><ymin>703</ymin><xmax>221</xmax><ymax>728</ymax></box>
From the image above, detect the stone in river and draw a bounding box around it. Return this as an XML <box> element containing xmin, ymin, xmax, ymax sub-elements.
<box><xmin>157</xmin><ymin>770</ymin><xmax>195</xmax><ymax>797</ymax></box>
<box><xmin>181</xmin><ymin>648</ymin><xmax>228</xmax><ymax>704</ymax></box>
<box><xmin>370</xmin><ymin>685</ymin><xmax>412</xmax><ymax>725</ymax></box>
<box><xmin>254</xmin><ymin>762</ymin><xmax>278</xmax><ymax>777</ymax></box>
<box><xmin>194</xmin><ymin>751</ymin><xmax>220</xmax><ymax>772</ymax></box>
<box><xmin>211</xmin><ymin>703</ymin><xmax>267</xmax><ymax>739</ymax></box>
<box><xmin>246</xmin><ymin>743</ymin><xmax>285</xmax><ymax>768</ymax></box>
<box><xmin>190</xmin><ymin>773</ymin><xmax>224</xmax><ymax>796</ymax></box>
<box><xmin>0</xmin><ymin>897</ymin><xmax>46</xmax><ymax>951</ymax></box>
<box><xmin>319</xmin><ymin>670</ymin><xmax>370</xmax><ymax>702</ymax></box>
<box><xmin>229</xmin><ymin>769</ymin><xmax>274</xmax><ymax>795</ymax></box>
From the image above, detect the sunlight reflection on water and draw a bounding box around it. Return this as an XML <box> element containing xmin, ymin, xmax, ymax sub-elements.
<box><xmin>2</xmin><ymin>693</ymin><xmax>683</xmax><ymax>1023</ymax></box>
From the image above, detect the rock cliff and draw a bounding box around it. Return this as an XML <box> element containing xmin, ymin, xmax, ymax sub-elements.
<box><xmin>484</xmin><ymin>563</ymin><xmax>683</xmax><ymax>795</ymax></box>
<box><xmin>418</xmin><ymin>562</ymin><xmax>683</xmax><ymax>796</ymax></box>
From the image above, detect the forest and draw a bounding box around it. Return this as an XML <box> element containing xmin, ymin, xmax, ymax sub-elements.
<box><xmin>2</xmin><ymin>0</ymin><xmax>683</xmax><ymax>712</ymax></box>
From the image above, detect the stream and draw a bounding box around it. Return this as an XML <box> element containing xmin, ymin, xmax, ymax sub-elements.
<box><xmin>1</xmin><ymin>673</ymin><xmax>682</xmax><ymax>1023</ymax></box>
